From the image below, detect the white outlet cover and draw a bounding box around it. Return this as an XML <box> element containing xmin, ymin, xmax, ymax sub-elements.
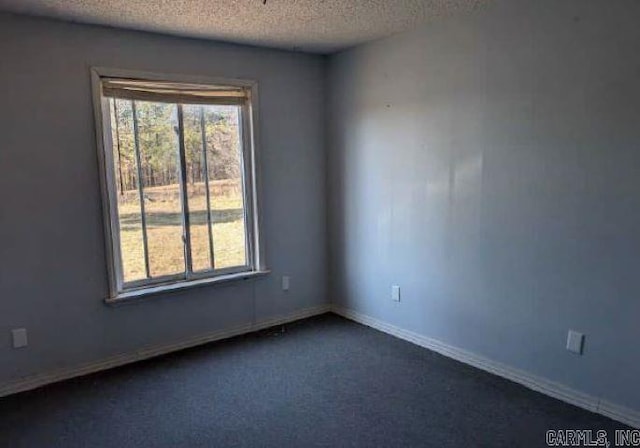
<box><xmin>566</xmin><ymin>330</ymin><xmax>584</xmax><ymax>355</ymax></box>
<box><xmin>12</xmin><ymin>328</ymin><xmax>28</xmax><ymax>349</ymax></box>
<box><xmin>391</xmin><ymin>285</ymin><xmax>401</xmax><ymax>302</ymax></box>
<box><xmin>282</xmin><ymin>276</ymin><xmax>290</xmax><ymax>291</ymax></box>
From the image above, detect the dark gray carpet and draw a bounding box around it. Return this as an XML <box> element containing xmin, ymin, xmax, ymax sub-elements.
<box><xmin>0</xmin><ymin>314</ymin><xmax>628</xmax><ymax>447</ymax></box>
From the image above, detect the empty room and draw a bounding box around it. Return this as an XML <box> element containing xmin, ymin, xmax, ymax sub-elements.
<box><xmin>1</xmin><ymin>0</ymin><xmax>639</xmax><ymax>446</ymax></box>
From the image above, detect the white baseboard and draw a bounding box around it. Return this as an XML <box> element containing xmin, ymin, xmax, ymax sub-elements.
<box><xmin>332</xmin><ymin>305</ymin><xmax>640</xmax><ymax>429</ymax></box>
<box><xmin>0</xmin><ymin>304</ymin><xmax>331</xmax><ymax>398</ymax></box>
<box><xmin>5</xmin><ymin>303</ymin><xmax>638</xmax><ymax>429</ymax></box>
<box><xmin>598</xmin><ymin>400</ymin><xmax>640</xmax><ymax>430</ymax></box>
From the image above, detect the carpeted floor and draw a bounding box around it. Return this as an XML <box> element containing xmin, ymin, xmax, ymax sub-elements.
<box><xmin>0</xmin><ymin>314</ymin><xmax>628</xmax><ymax>447</ymax></box>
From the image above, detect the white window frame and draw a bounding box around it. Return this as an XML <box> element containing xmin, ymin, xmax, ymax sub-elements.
<box><xmin>91</xmin><ymin>67</ymin><xmax>267</xmax><ymax>302</ymax></box>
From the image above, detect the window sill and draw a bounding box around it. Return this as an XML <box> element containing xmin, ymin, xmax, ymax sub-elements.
<box><xmin>105</xmin><ymin>270</ymin><xmax>270</xmax><ymax>305</ymax></box>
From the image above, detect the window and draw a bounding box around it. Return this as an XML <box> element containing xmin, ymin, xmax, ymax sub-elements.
<box><xmin>92</xmin><ymin>69</ymin><xmax>265</xmax><ymax>300</ymax></box>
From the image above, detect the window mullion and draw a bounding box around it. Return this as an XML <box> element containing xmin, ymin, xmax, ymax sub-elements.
<box><xmin>131</xmin><ymin>100</ymin><xmax>151</xmax><ymax>279</ymax></box>
<box><xmin>176</xmin><ymin>104</ymin><xmax>193</xmax><ymax>277</ymax></box>
<box><xmin>199</xmin><ymin>106</ymin><xmax>216</xmax><ymax>270</ymax></box>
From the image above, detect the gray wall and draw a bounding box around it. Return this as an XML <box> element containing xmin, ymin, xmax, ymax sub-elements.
<box><xmin>327</xmin><ymin>0</ymin><xmax>640</xmax><ymax>411</ymax></box>
<box><xmin>0</xmin><ymin>13</ymin><xmax>326</xmax><ymax>383</ymax></box>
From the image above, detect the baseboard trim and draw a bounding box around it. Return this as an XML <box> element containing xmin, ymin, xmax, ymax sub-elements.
<box><xmin>332</xmin><ymin>306</ymin><xmax>640</xmax><ymax>429</ymax></box>
<box><xmin>599</xmin><ymin>400</ymin><xmax>640</xmax><ymax>429</ymax></box>
<box><xmin>0</xmin><ymin>304</ymin><xmax>331</xmax><ymax>398</ymax></box>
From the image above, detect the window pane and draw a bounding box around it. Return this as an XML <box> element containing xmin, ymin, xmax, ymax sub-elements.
<box><xmin>183</xmin><ymin>105</ymin><xmax>213</xmax><ymax>272</ymax></box>
<box><xmin>105</xmin><ymin>82</ymin><xmax>255</xmax><ymax>291</ymax></box>
<box><xmin>134</xmin><ymin>101</ymin><xmax>184</xmax><ymax>278</ymax></box>
<box><xmin>110</xmin><ymin>99</ymin><xmax>146</xmax><ymax>282</ymax></box>
<box><xmin>204</xmin><ymin>105</ymin><xmax>248</xmax><ymax>269</ymax></box>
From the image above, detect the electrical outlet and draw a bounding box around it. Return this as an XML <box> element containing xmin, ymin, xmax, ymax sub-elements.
<box><xmin>566</xmin><ymin>330</ymin><xmax>584</xmax><ymax>355</ymax></box>
<box><xmin>391</xmin><ymin>285</ymin><xmax>401</xmax><ymax>302</ymax></box>
<box><xmin>12</xmin><ymin>328</ymin><xmax>28</xmax><ymax>349</ymax></box>
<box><xmin>282</xmin><ymin>276</ymin><xmax>290</xmax><ymax>291</ymax></box>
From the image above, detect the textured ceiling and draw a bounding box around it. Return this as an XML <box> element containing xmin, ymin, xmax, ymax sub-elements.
<box><xmin>0</xmin><ymin>0</ymin><xmax>490</xmax><ymax>53</ymax></box>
